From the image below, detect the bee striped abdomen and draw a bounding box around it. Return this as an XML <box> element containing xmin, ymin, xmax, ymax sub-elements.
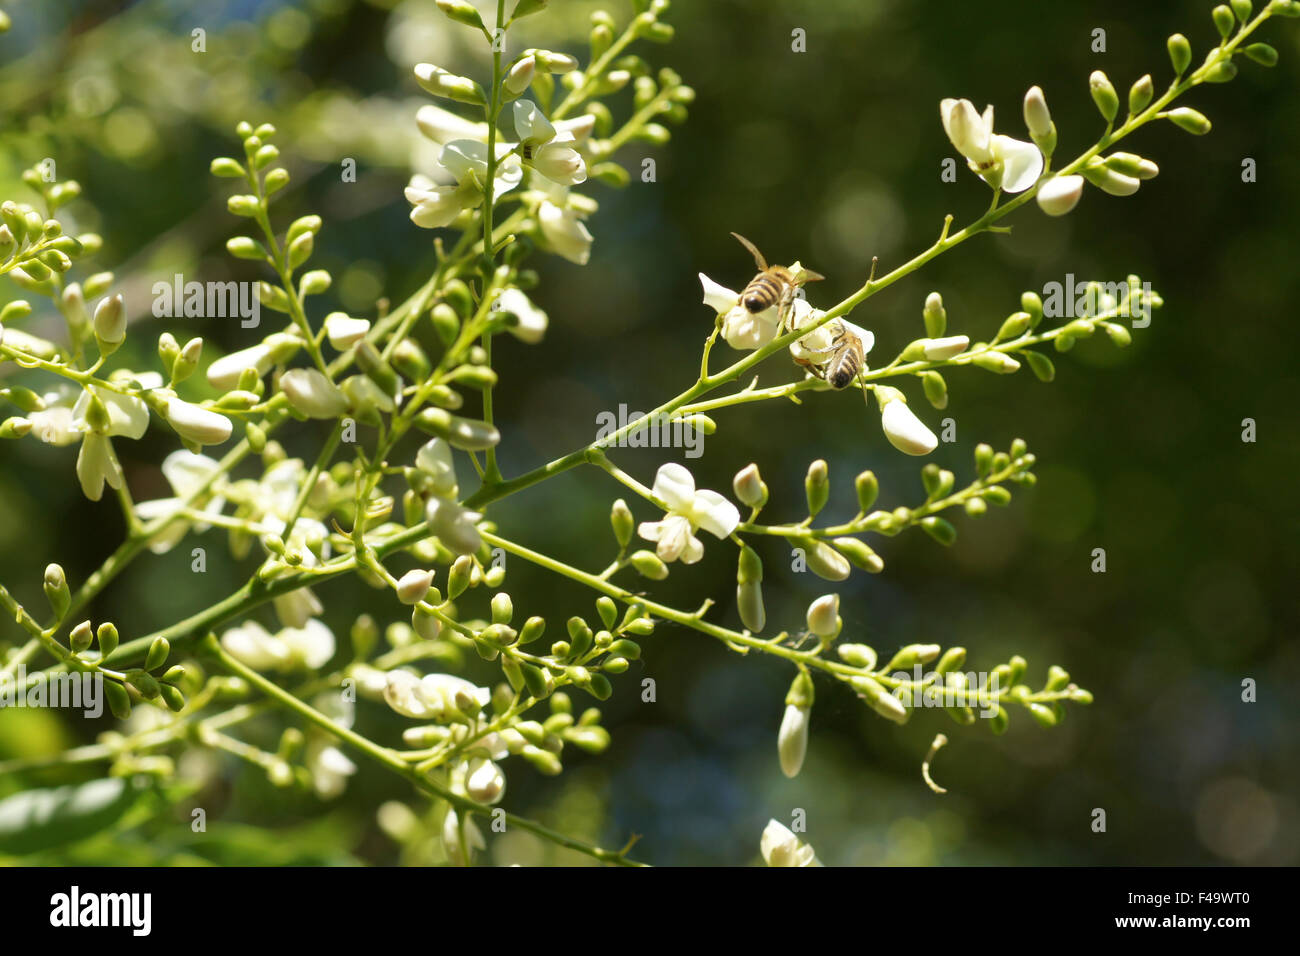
<box><xmin>741</xmin><ymin>273</ymin><xmax>785</xmax><ymax>313</ymax></box>
<box><xmin>828</xmin><ymin>348</ymin><xmax>862</xmax><ymax>389</ymax></box>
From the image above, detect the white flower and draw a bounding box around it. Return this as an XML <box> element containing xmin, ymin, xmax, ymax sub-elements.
<box><xmin>324</xmin><ymin>313</ymin><xmax>371</xmax><ymax>350</ymax></box>
<box><xmin>416</xmin><ymin>438</ymin><xmax>459</xmax><ymax>498</ymax></box>
<box><xmin>760</xmin><ymin>819</ymin><xmax>820</xmax><ymax>867</ymax></box>
<box><xmin>1037</xmin><ymin>174</ymin><xmax>1085</xmax><ymax>216</ymax></box>
<box><xmin>220</xmin><ymin>621</ymin><xmax>290</xmax><ymax>671</ymax></box>
<box><xmin>416</xmin><ymin>104</ymin><xmax>490</xmax><ymax>147</ymax></box>
<box><xmin>465</xmin><ymin>757</ymin><xmax>506</xmax><ymax>804</ymax></box>
<box><xmin>636</xmin><ymin>463</ymin><xmax>741</xmax><ymax>565</ymax></box>
<box><xmin>789</xmin><ymin>305</ymin><xmax>875</xmax><ymax>374</ymax></box>
<box><xmin>514</xmin><ymin>101</ymin><xmax>587</xmax><ymax>187</ymax></box>
<box><xmin>279</xmin><ymin>618</ymin><xmax>335</xmax><ymax>669</ymax></box>
<box><xmin>76</xmin><ymin>431</ymin><xmax>124</xmax><ymax>501</ymax></box>
<box><xmin>405</xmin><ymin>138</ymin><xmax>523</xmax><ymax>230</ymax></box>
<box><xmin>273</xmin><ymin>586</ymin><xmax>323</xmax><ymax>629</ymax></box>
<box><xmin>72</xmin><ymin>385</ymin><xmax>150</xmax><ymax>440</ymax></box>
<box><xmin>940</xmin><ymin>98</ymin><xmax>1043</xmax><ymax>193</ymax></box>
<box><xmin>161</xmin><ymin>396</ymin><xmax>232</xmax><ymax>446</ymax></box>
<box><xmin>383</xmin><ymin>670</ymin><xmax>488</xmax><ymax>720</ymax></box>
<box><xmin>778</xmin><ymin>704</ymin><xmax>810</xmax><ymax>778</ymax></box>
<box><xmin>207</xmin><ymin>342</ymin><xmax>276</xmax><ymax>391</ymax></box>
<box><xmin>426</xmin><ymin>495</ymin><xmax>483</xmax><ymax>555</ymax></box>
<box><xmin>280</xmin><ymin>368</ymin><xmax>348</xmax><ymax>419</ymax></box>
<box><xmin>441</xmin><ymin>808</ymin><xmax>485</xmax><ymax>865</ymax></box>
<box><xmin>134</xmin><ymin>450</ymin><xmax>227</xmax><ymax>553</ymax></box>
<box><xmin>880</xmin><ymin>397</ymin><xmax>938</xmax><ymax>456</ymax></box>
<box><xmin>698</xmin><ymin>273</ymin><xmax>782</xmax><ymax>350</ymax></box>
<box><xmin>538</xmin><ymin>199</ymin><xmax>593</xmax><ymax>265</ymax></box>
<box><xmin>306</xmin><ymin>742</ymin><xmax>356</xmax><ymax>800</ymax></box>
<box><xmin>395</xmin><ymin>569</ymin><xmax>433</xmax><ymax>605</ymax></box>
<box><xmin>494</xmin><ymin>288</ymin><xmax>548</xmax><ymax>344</ymax></box>
<box><xmin>26</xmin><ymin>389</ymin><xmax>81</xmax><ymax>445</ymax></box>
<box><xmin>920</xmin><ymin>335</ymin><xmax>970</xmax><ymax>361</ymax></box>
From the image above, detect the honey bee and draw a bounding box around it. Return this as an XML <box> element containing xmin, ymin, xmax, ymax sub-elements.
<box><xmin>730</xmin><ymin>232</ymin><xmax>823</xmax><ymax>328</ymax></box>
<box><xmin>796</xmin><ymin>319</ymin><xmax>867</xmax><ymax>389</ymax></box>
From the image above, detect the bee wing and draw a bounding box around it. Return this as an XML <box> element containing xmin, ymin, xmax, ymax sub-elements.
<box><xmin>730</xmin><ymin>232</ymin><xmax>768</xmax><ymax>271</ymax></box>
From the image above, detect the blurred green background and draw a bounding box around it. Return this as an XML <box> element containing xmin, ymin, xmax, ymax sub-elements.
<box><xmin>1</xmin><ymin>0</ymin><xmax>1297</xmax><ymax>865</ymax></box>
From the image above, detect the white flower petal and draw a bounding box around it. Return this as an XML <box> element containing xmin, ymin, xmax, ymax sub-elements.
<box><xmin>992</xmin><ymin>134</ymin><xmax>1044</xmax><ymax>193</ymax></box>
<box><xmin>690</xmin><ymin>489</ymin><xmax>740</xmax><ymax>540</ymax></box>
<box><xmin>651</xmin><ymin>463</ymin><xmax>697</xmax><ymax>511</ymax></box>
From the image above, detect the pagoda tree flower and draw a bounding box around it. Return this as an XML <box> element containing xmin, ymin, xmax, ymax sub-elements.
<box><xmin>875</xmin><ymin>385</ymin><xmax>938</xmax><ymax>456</ymax></box>
<box><xmin>788</xmin><ymin>302</ymin><xmax>875</xmax><ymax>372</ymax></box>
<box><xmin>160</xmin><ymin>395</ymin><xmax>233</xmax><ymax>446</ymax></box>
<box><xmin>698</xmin><ymin>273</ymin><xmax>781</xmax><ymax>350</ymax></box>
<box><xmin>513</xmin><ymin>100</ymin><xmax>587</xmax><ymax>186</ymax></box>
<box><xmin>277</xmin><ymin>618</ymin><xmax>336</xmax><ymax>669</ymax></box>
<box><xmin>70</xmin><ymin>385</ymin><xmax>150</xmax><ymax>501</ymax></box>
<box><xmin>405</xmin><ymin>139</ymin><xmax>523</xmax><ymax>230</ymax></box>
<box><xmin>538</xmin><ymin>198</ymin><xmax>593</xmax><ymax>265</ymax></box>
<box><xmin>442</xmin><ymin>808</ymin><xmax>485</xmax><ymax>865</ymax></box>
<box><xmin>426</xmin><ymin>495</ymin><xmax>483</xmax><ymax>555</ymax></box>
<box><xmin>206</xmin><ymin>333</ymin><xmax>301</xmax><ymax>390</ymax></box>
<box><xmin>1037</xmin><ymin>174</ymin><xmax>1085</xmax><ymax>216</ymax></box>
<box><xmin>134</xmin><ymin>450</ymin><xmax>228</xmax><ymax>554</ymax></box>
<box><xmin>940</xmin><ymin>98</ymin><xmax>1043</xmax><ymax>193</ymax></box>
<box><xmin>220</xmin><ymin>620</ymin><xmax>290</xmax><ymax>671</ymax></box>
<box><xmin>306</xmin><ymin>740</ymin><xmax>357</xmax><ymax>799</ymax></box>
<box><xmin>280</xmin><ymin>368</ymin><xmax>348</xmax><ymax>419</ymax></box>
<box><xmin>383</xmin><ymin>669</ymin><xmax>490</xmax><ymax>721</ymax></box>
<box><xmin>636</xmin><ymin>462</ymin><xmax>741</xmax><ymax>564</ymax></box>
<box><xmin>493</xmin><ymin>288</ymin><xmax>549</xmax><ymax>344</ymax></box>
<box><xmin>760</xmin><ymin>819</ymin><xmax>820</xmax><ymax>867</ymax></box>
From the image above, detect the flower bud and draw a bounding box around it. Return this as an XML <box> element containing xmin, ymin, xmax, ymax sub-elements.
<box><xmin>804</xmin><ymin>459</ymin><xmax>829</xmax><ymax>517</ymax></box>
<box><xmin>1089</xmin><ymin>71</ymin><xmax>1119</xmax><ymax>122</ymax></box>
<box><xmin>281</xmin><ymin>368</ymin><xmax>348</xmax><ymax>419</ymax></box>
<box><xmin>737</xmin><ymin>580</ymin><xmax>765</xmax><ymax>633</ymax></box>
<box><xmin>415</xmin><ymin>408</ymin><xmax>501</xmax><ymax>451</ymax></box>
<box><xmin>1167</xmin><ymin>33</ymin><xmax>1192</xmax><ymax>75</ymax></box>
<box><xmin>396</xmin><ymin>569</ymin><xmax>433</xmax><ymax>605</ymax></box>
<box><xmin>1128</xmin><ymin>74</ymin><xmax>1154</xmax><ymax>115</ymax></box>
<box><xmin>504</xmin><ymin>55</ymin><xmax>536</xmax><ymax>96</ymax></box>
<box><xmin>163</xmin><ymin>397</ymin><xmax>233</xmax><ymax>446</ymax></box>
<box><xmin>145</xmin><ymin>636</ymin><xmax>170</xmax><ymax>671</ymax></box>
<box><xmin>886</xmin><ymin>643</ymin><xmax>941</xmax><ymax>670</ymax></box>
<box><xmin>854</xmin><ymin>470</ymin><xmax>878</xmax><ymax>512</ymax></box>
<box><xmin>737</xmin><ymin>544</ymin><xmax>763</xmax><ymax>585</ymax></box>
<box><xmin>851</xmin><ymin>676</ymin><xmax>908</xmax><ymax>723</ymax></box>
<box><xmin>777</xmin><ymin>702</ymin><xmax>810</xmax><ymax>778</ymax></box>
<box><xmin>413</xmin><ymin>64</ymin><xmax>488</xmax><ymax>106</ymax></box>
<box><xmin>803</xmin><ymin>539</ymin><xmax>850</xmax><ymax>581</ymax></box>
<box><xmin>466</xmin><ymin>757</ymin><xmax>506</xmax><ymax>803</ymax></box>
<box><xmin>971</xmin><ymin>351</ymin><xmax>1021</xmax><ymax>374</ymax></box>
<box><xmin>92</xmin><ymin>294</ymin><xmax>126</xmax><ymax>350</ymax></box>
<box><xmin>922</xmin><ymin>292</ymin><xmax>946</xmax><ymax>337</ymax></box>
<box><xmin>732</xmin><ymin>463</ymin><xmax>768</xmax><ymax>509</ymax></box>
<box><xmin>96</xmin><ymin>622</ymin><xmax>119</xmax><ymax>659</ymax></box>
<box><xmin>1212</xmin><ymin>4</ymin><xmax>1235</xmax><ymax>36</ymax></box>
<box><xmin>1082</xmin><ymin>161</ymin><xmax>1141</xmax><ymax>197</ymax></box>
<box><xmin>806</xmin><ymin>594</ymin><xmax>840</xmax><ymax>638</ymax></box>
<box><xmin>70</xmin><ymin>619</ymin><xmax>93</xmax><ymax>654</ymax></box>
<box><xmin>880</xmin><ymin>397</ymin><xmax>938</xmax><ymax>456</ymax></box>
<box><xmin>610</xmin><ymin>498</ymin><xmax>634</xmax><ymax>548</ymax></box>
<box><xmin>837</xmin><ymin>643</ymin><xmax>877</xmax><ymax>669</ymax></box>
<box><xmin>1244</xmin><ymin>42</ymin><xmax>1279</xmax><ymax>67</ymax></box>
<box><xmin>324</xmin><ymin>312</ymin><xmax>370</xmax><ymax>350</ymax></box>
<box><xmin>447</xmin><ymin>555</ymin><xmax>474</xmax><ymax>600</ymax></box>
<box><xmin>1036</xmin><ymin>174</ymin><xmax>1085</xmax><ymax>216</ymax></box>
<box><xmin>436</xmin><ymin>0</ymin><xmax>485</xmax><ymax>29</ymax></box>
<box><xmin>921</xmin><ymin>371</ymin><xmax>947</xmax><ymax>409</ymax></box>
<box><xmin>833</xmin><ymin>536</ymin><xmax>884</xmax><ymax>574</ymax></box>
<box><xmin>43</xmin><ymin>563</ymin><xmax>71</xmax><ymax>619</ymax></box>
<box><xmin>1166</xmin><ymin>107</ymin><xmax>1212</xmax><ymax>135</ymax></box>
<box><xmin>1104</xmin><ymin>152</ymin><xmax>1159</xmax><ymax>180</ymax></box>
<box><xmin>631</xmin><ymin>550</ymin><xmax>669</xmax><ymax>580</ymax></box>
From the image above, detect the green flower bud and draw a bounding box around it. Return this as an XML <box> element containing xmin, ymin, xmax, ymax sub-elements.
<box><xmin>922</xmin><ymin>292</ymin><xmax>946</xmax><ymax>337</ymax></box>
<box><xmin>70</xmin><ymin>620</ymin><xmax>93</xmax><ymax>654</ymax></box>
<box><xmin>1167</xmin><ymin>34</ymin><xmax>1192</xmax><ymax>75</ymax></box>
<box><xmin>97</xmin><ymin>622</ymin><xmax>119</xmax><ymax>659</ymax></box>
<box><xmin>737</xmin><ymin>580</ymin><xmax>765</xmax><ymax>633</ymax></box>
<box><xmin>630</xmin><ymin>550</ymin><xmax>668</xmax><ymax>580</ymax></box>
<box><xmin>885</xmin><ymin>643</ymin><xmax>941</xmax><ymax>670</ymax></box>
<box><xmin>43</xmin><ymin>563</ymin><xmax>71</xmax><ymax>620</ymax></box>
<box><xmin>414</xmin><ymin>64</ymin><xmax>488</xmax><ymax>106</ymax></box>
<box><xmin>972</xmin><ymin>351</ymin><xmax>1021</xmax><ymax>374</ymax></box>
<box><xmin>226</xmin><ymin>194</ymin><xmax>261</xmax><ymax>217</ymax></box>
<box><xmin>415</xmin><ymin>408</ymin><xmax>501</xmax><ymax>451</ymax></box>
<box><xmin>851</xmin><ymin>676</ymin><xmax>909</xmax><ymax>723</ymax></box>
<box><xmin>145</xmin><ymin>636</ymin><xmax>170</xmax><ymax>671</ymax></box>
<box><xmin>1212</xmin><ymin>4</ymin><xmax>1235</xmax><ymax>37</ymax></box>
<box><xmin>1244</xmin><ymin>42</ymin><xmax>1279</xmax><ymax>66</ymax></box>
<box><xmin>210</xmin><ymin>157</ymin><xmax>246</xmax><ymax>178</ymax></box>
<box><xmin>804</xmin><ymin>459</ymin><xmax>829</xmax><ymax>518</ymax></box>
<box><xmin>105</xmin><ymin>681</ymin><xmax>131</xmax><ymax>719</ymax></box>
<box><xmin>832</xmin><ymin>536</ymin><xmax>884</xmax><ymax>574</ymax></box>
<box><xmin>921</xmin><ymin>370</ymin><xmax>948</xmax><ymax>409</ymax></box>
<box><xmin>803</xmin><ymin>539</ymin><xmax>850</xmax><ymax>581</ymax></box>
<box><xmin>609</xmin><ymin>498</ymin><xmax>634</xmax><ymax>549</ymax></box>
<box><xmin>935</xmin><ymin>646</ymin><xmax>967</xmax><ymax>674</ymax></box>
<box><xmin>1128</xmin><ymin>74</ymin><xmax>1154</xmax><ymax>115</ymax></box>
<box><xmin>447</xmin><ymin>554</ymin><xmax>474</xmax><ymax>599</ymax></box>
<box><xmin>436</xmin><ymin>0</ymin><xmax>485</xmax><ymax>29</ymax></box>
<box><xmin>1166</xmin><ymin>107</ymin><xmax>1212</xmax><ymax>135</ymax></box>
<box><xmin>1089</xmin><ymin>70</ymin><xmax>1118</xmax><ymax>122</ymax></box>
<box><xmin>491</xmin><ymin>592</ymin><xmax>514</xmax><ymax>625</ymax></box>
<box><xmin>1104</xmin><ymin>322</ymin><xmax>1133</xmax><ymax>347</ymax></box>
<box><xmin>837</xmin><ymin>643</ymin><xmax>877</xmax><ymax>669</ymax></box>
<box><xmin>125</xmin><ymin>669</ymin><xmax>161</xmax><ymax>700</ymax></box>
<box><xmin>920</xmin><ymin>516</ymin><xmax>957</xmax><ymax>546</ymax></box>
<box><xmin>1231</xmin><ymin>0</ymin><xmax>1252</xmax><ymax>21</ymax></box>
<box><xmin>854</xmin><ymin>470</ymin><xmax>879</xmax><ymax>512</ymax></box>
<box><xmin>160</xmin><ymin>683</ymin><xmax>186</xmax><ymax>713</ymax></box>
